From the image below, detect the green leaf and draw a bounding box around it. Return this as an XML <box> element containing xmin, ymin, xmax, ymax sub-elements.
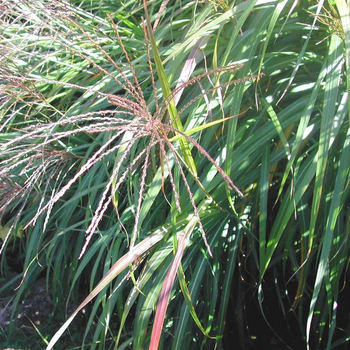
<box><xmin>143</xmin><ymin>0</ymin><xmax>197</xmax><ymax>176</ymax></box>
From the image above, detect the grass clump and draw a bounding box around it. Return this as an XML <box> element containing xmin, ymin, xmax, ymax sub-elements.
<box><xmin>1</xmin><ymin>1</ymin><xmax>350</xmax><ymax>350</ymax></box>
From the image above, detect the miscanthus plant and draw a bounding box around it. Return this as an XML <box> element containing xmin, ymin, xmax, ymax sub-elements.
<box><xmin>1</xmin><ymin>0</ymin><xmax>350</xmax><ymax>349</ymax></box>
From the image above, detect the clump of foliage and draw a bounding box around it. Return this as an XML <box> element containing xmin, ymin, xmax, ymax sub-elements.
<box><xmin>1</xmin><ymin>0</ymin><xmax>350</xmax><ymax>349</ymax></box>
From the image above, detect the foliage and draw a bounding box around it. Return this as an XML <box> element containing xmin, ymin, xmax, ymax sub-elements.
<box><xmin>0</xmin><ymin>0</ymin><xmax>349</xmax><ymax>349</ymax></box>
